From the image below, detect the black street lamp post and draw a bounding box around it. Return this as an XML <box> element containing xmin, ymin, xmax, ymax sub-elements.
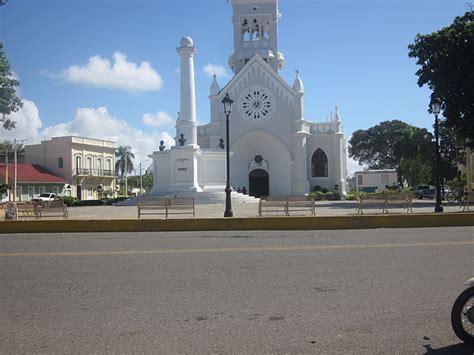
<box><xmin>222</xmin><ymin>93</ymin><xmax>234</xmax><ymax>217</ymax></box>
<box><xmin>430</xmin><ymin>94</ymin><xmax>443</xmax><ymax>212</ymax></box>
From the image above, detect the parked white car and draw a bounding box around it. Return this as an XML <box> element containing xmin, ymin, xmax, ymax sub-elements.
<box><xmin>32</xmin><ymin>193</ymin><xmax>57</xmax><ymax>202</ymax></box>
<box><xmin>1</xmin><ymin>190</ymin><xmax>9</xmax><ymax>203</ymax></box>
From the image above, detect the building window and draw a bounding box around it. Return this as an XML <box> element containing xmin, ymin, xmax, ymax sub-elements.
<box><xmin>381</xmin><ymin>174</ymin><xmax>389</xmax><ymax>184</ymax></box>
<box><xmin>28</xmin><ymin>186</ymin><xmax>35</xmax><ymax>201</ymax></box>
<box><xmin>76</xmin><ymin>156</ymin><xmax>82</xmax><ymax>174</ymax></box>
<box><xmin>86</xmin><ymin>157</ymin><xmax>93</xmax><ymax>175</ymax></box>
<box><xmin>311</xmin><ymin>148</ymin><xmax>328</xmax><ymax>177</ymax></box>
<box><xmin>58</xmin><ymin>157</ymin><xmax>63</xmax><ymax>168</ymax></box>
<box><xmin>97</xmin><ymin>158</ymin><xmax>102</xmax><ymax>175</ymax></box>
<box><xmin>16</xmin><ymin>187</ymin><xmax>22</xmax><ymax>201</ymax></box>
<box><xmin>106</xmin><ymin>159</ymin><xmax>112</xmax><ymax>176</ymax></box>
<box><xmin>358</xmin><ymin>175</ymin><xmax>363</xmax><ymax>185</ymax></box>
<box><xmin>39</xmin><ymin>186</ymin><xmax>46</xmax><ymax>194</ymax></box>
<box><xmin>53</xmin><ymin>186</ymin><xmax>59</xmax><ymax>194</ymax></box>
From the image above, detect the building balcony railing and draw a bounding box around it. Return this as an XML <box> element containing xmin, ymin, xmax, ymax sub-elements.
<box><xmin>74</xmin><ymin>168</ymin><xmax>115</xmax><ymax>177</ymax></box>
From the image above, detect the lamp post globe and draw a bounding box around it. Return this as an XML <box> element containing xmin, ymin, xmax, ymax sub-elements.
<box><xmin>222</xmin><ymin>93</ymin><xmax>234</xmax><ymax>217</ymax></box>
<box><xmin>430</xmin><ymin>93</ymin><xmax>443</xmax><ymax>212</ymax></box>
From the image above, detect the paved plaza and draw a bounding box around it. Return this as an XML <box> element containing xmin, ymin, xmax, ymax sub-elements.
<box><xmin>65</xmin><ymin>199</ymin><xmax>470</xmax><ymax>220</ymax></box>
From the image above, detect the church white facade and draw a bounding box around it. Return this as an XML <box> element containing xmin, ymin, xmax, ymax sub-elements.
<box><xmin>151</xmin><ymin>0</ymin><xmax>347</xmax><ymax>198</ymax></box>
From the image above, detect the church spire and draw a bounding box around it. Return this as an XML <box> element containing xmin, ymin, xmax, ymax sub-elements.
<box><xmin>209</xmin><ymin>74</ymin><xmax>220</xmax><ymax>96</ymax></box>
<box><xmin>334</xmin><ymin>107</ymin><xmax>341</xmax><ymax>122</ymax></box>
<box><xmin>228</xmin><ymin>0</ymin><xmax>284</xmax><ymax>74</ymax></box>
<box><xmin>293</xmin><ymin>70</ymin><xmax>304</xmax><ymax>93</ymax></box>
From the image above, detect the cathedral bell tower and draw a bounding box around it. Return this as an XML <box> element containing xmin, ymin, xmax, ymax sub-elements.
<box><xmin>229</xmin><ymin>0</ymin><xmax>285</xmax><ymax>74</ymax></box>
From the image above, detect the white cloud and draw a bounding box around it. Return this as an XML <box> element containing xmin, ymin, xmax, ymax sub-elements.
<box><xmin>203</xmin><ymin>63</ymin><xmax>229</xmax><ymax>79</ymax></box>
<box><xmin>346</xmin><ymin>156</ymin><xmax>366</xmax><ymax>177</ymax></box>
<box><xmin>42</xmin><ymin>107</ymin><xmax>174</xmax><ymax>165</ymax></box>
<box><xmin>57</xmin><ymin>51</ymin><xmax>164</xmax><ymax>93</ymax></box>
<box><xmin>10</xmin><ymin>71</ymin><xmax>20</xmax><ymax>81</ymax></box>
<box><xmin>142</xmin><ymin>111</ymin><xmax>174</xmax><ymax>128</ymax></box>
<box><xmin>1</xmin><ymin>102</ymin><xmax>174</xmax><ymax>168</ymax></box>
<box><xmin>0</xmin><ymin>99</ymin><xmax>42</xmax><ymax>143</ymax></box>
<box><xmin>8</xmin><ymin>71</ymin><xmax>22</xmax><ymax>97</ymax></box>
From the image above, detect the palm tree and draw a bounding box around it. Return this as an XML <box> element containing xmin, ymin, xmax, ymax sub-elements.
<box><xmin>115</xmin><ymin>146</ymin><xmax>135</xmax><ymax>179</ymax></box>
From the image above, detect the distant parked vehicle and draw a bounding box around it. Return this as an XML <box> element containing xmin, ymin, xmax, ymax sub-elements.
<box><xmin>1</xmin><ymin>189</ymin><xmax>10</xmax><ymax>203</ymax></box>
<box><xmin>412</xmin><ymin>185</ymin><xmax>435</xmax><ymax>199</ymax></box>
<box><xmin>417</xmin><ymin>187</ymin><xmax>436</xmax><ymax>199</ymax></box>
<box><xmin>32</xmin><ymin>193</ymin><xmax>57</xmax><ymax>202</ymax></box>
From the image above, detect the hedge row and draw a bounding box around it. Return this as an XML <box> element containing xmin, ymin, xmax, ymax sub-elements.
<box><xmin>60</xmin><ymin>197</ymin><xmax>129</xmax><ymax>207</ymax></box>
<box><xmin>308</xmin><ymin>191</ymin><xmax>341</xmax><ymax>201</ymax></box>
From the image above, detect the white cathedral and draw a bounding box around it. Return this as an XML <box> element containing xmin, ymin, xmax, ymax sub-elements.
<box><xmin>150</xmin><ymin>0</ymin><xmax>347</xmax><ymax>198</ymax></box>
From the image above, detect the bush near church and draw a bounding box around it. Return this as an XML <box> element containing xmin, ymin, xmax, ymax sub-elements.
<box><xmin>60</xmin><ymin>196</ymin><xmax>128</xmax><ymax>207</ymax></box>
<box><xmin>309</xmin><ymin>191</ymin><xmax>341</xmax><ymax>201</ymax></box>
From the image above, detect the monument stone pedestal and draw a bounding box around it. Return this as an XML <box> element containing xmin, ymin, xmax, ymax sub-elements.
<box><xmin>149</xmin><ymin>146</ymin><xmax>227</xmax><ymax>196</ymax></box>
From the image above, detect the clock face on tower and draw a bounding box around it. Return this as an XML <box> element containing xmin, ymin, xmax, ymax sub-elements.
<box><xmin>238</xmin><ymin>86</ymin><xmax>275</xmax><ymax>123</ymax></box>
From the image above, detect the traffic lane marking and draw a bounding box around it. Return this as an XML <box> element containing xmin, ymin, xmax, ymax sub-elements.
<box><xmin>1</xmin><ymin>240</ymin><xmax>473</xmax><ymax>257</ymax></box>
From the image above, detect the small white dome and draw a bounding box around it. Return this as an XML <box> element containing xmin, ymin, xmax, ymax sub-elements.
<box><xmin>180</xmin><ymin>36</ymin><xmax>194</xmax><ymax>47</ymax></box>
<box><xmin>293</xmin><ymin>70</ymin><xmax>304</xmax><ymax>93</ymax></box>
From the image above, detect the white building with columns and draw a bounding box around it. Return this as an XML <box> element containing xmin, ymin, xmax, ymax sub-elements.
<box><xmin>151</xmin><ymin>0</ymin><xmax>347</xmax><ymax>198</ymax></box>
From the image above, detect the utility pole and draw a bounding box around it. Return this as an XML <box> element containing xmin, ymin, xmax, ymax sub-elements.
<box><xmin>139</xmin><ymin>163</ymin><xmax>143</xmax><ymax>196</ymax></box>
<box><xmin>12</xmin><ymin>138</ymin><xmax>27</xmax><ymax>202</ymax></box>
<box><xmin>4</xmin><ymin>147</ymin><xmax>8</xmax><ymax>186</ymax></box>
<box><xmin>4</xmin><ymin>146</ymin><xmax>9</xmax><ymax>201</ymax></box>
<box><xmin>13</xmin><ymin>139</ymin><xmax>17</xmax><ymax>202</ymax></box>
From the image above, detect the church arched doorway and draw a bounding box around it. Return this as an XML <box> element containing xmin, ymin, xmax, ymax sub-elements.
<box><xmin>249</xmin><ymin>169</ymin><xmax>269</xmax><ymax>197</ymax></box>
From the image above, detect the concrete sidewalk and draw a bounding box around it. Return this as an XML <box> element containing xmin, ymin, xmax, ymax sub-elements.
<box><xmin>2</xmin><ymin>199</ymin><xmax>473</xmax><ymax>234</ymax></box>
<box><xmin>66</xmin><ymin>200</ymin><xmax>470</xmax><ymax>220</ymax></box>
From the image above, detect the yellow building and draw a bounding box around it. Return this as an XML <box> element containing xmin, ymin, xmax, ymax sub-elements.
<box><xmin>25</xmin><ymin>136</ymin><xmax>116</xmax><ymax>200</ymax></box>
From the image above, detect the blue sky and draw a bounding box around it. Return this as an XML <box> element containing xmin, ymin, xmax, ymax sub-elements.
<box><xmin>0</xmin><ymin>0</ymin><xmax>468</xmax><ymax>173</ymax></box>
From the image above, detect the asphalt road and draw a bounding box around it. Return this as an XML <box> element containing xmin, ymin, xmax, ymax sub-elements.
<box><xmin>1</xmin><ymin>227</ymin><xmax>473</xmax><ymax>353</ymax></box>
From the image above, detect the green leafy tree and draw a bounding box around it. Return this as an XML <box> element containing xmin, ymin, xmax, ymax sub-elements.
<box><xmin>349</xmin><ymin>120</ymin><xmax>434</xmax><ymax>186</ymax></box>
<box><xmin>408</xmin><ymin>11</ymin><xmax>474</xmax><ymax>145</ymax></box>
<box><xmin>125</xmin><ymin>173</ymin><xmax>153</xmax><ymax>193</ymax></box>
<box><xmin>141</xmin><ymin>173</ymin><xmax>153</xmax><ymax>192</ymax></box>
<box><xmin>400</xmin><ymin>156</ymin><xmax>432</xmax><ymax>187</ymax></box>
<box><xmin>0</xmin><ymin>140</ymin><xmax>25</xmax><ymax>161</ymax></box>
<box><xmin>0</xmin><ymin>43</ymin><xmax>22</xmax><ymax>130</ymax></box>
<box><xmin>439</xmin><ymin>124</ymin><xmax>464</xmax><ymax>183</ymax></box>
<box><xmin>115</xmin><ymin>146</ymin><xmax>135</xmax><ymax>179</ymax></box>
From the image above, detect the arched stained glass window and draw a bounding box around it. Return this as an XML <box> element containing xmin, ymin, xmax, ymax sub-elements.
<box><xmin>311</xmin><ymin>148</ymin><xmax>328</xmax><ymax>177</ymax></box>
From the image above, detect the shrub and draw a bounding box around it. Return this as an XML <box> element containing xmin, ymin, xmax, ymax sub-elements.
<box><xmin>309</xmin><ymin>191</ymin><xmax>342</xmax><ymax>201</ymax></box>
<box><xmin>400</xmin><ymin>187</ymin><xmax>415</xmax><ymax>198</ymax></box>
<box><xmin>313</xmin><ymin>185</ymin><xmax>322</xmax><ymax>192</ymax></box>
<box><xmin>103</xmin><ymin>197</ymin><xmax>128</xmax><ymax>205</ymax></box>
<box><xmin>321</xmin><ymin>188</ymin><xmax>329</xmax><ymax>193</ymax></box>
<box><xmin>309</xmin><ymin>191</ymin><xmax>323</xmax><ymax>200</ymax></box>
<box><xmin>61</xmin><ymin>196</ymin><xmax>78</xmax><ymax>207</ymax></box>
<box><xmin>71</xmin><ymin>199</ymin><xmax>105</xmax><ymax>207</ymax></box>
<box><xmin>345</xmin><ymin>192</ymin><xmax>358</xmax><ymax>201</ymax></box>
<box><xmin>323</xmin><ymin>192</ymin><xmax>334</xmax><ymax>200</ymax></box>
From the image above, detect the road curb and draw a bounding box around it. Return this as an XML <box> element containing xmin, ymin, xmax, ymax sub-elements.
<box><xmin>1</xmin><ymin>213</ymin><xmax>473</xmax><ymax>234</ymax></box>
